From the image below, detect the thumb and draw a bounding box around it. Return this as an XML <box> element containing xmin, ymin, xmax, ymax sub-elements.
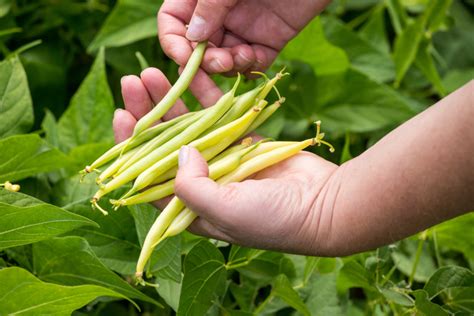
<box><xmin>186</xmin><ymin>0</ymin><xmax>238</xmax><ymax>42</ymax></box>
<box><xmin>174</xmin><ymin>146</ymin><xmax>235</xmax><ymax>220</ymax></box>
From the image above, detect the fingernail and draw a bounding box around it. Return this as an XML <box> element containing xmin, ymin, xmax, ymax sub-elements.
<box><xmin>209</xmin><ymin>59</ymin><xmax>226</xmax><ymax>72</ymax></box>
<box><xmin>114</xmin><ymin>108</ymin><xmax>125</xmax><ymax>115</ymax></box>
<box><xmin>186</xmin><ymin>15</ymin><xmax>206</xmax><ymax>41</ymax></box>
<box><xmin>179</xmin><ymin>146</ymin><xmax>190</xmax><ymax>167</ymax></box>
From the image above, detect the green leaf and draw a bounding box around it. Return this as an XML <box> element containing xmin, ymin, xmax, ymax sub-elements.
<box><xmin>272</xmin><ymin>274</ymin><xmax>310</xmax><ymax>316</ymax></box>
<box><xmin>380</xmin><ymin>288</ymin><xmax>414</xmax><ymax>307</ymax></box>
<box><xmin>306</xmin><ymin>271</ymin><xmax>344</xmax><ymax>316</ymax></box>
<box><xmin>0</xmin><ymin>267</ymin><xmax>131</xmax><ymax>315</ymax></box>
<box><xmin>0</xmin><ymin>190</ymin><xmax>96</xmax><ymax>250</ymax></box>
<box><xmin>424</xmin><ymin>266</ymin><xmax>474</xmax><ymax>299</ymax></box>
<box><xmin>314</xmin><ymin>69</ymin><xmax>417</xmax><ymax>133</ymax></box>
<box><xmin>433</xmin><ymin>213</ymin><xmax>474</xmax><ymax>262</ymax></box>
<box><xmin>281</xmin><ymin>17</ymin><xmax>349</xmax><ymax>76</ymax></box>
<box><xmin>65</xmin><ymin>200</ymin><xmax>141</xmax><ymax>275</ymax></box>
<box><xmin>393</xmin><ymin>18</ymin><xmax>425</xmax><ymax>86</ymax></box>
<box><xmin>442</xmin><ymin>68</ymin><xmax>474</xmax><ymax>93</ymax></box>
<box><xmin>88</xmin><ymin>0</ymin><xmax>163</xmax><ymax>52</ymax></box>
<box><xmin>322</xmin><ymin>16</ymin><xmax>395</xmax><ymax>82</ymax></box>
<box><xmin>412</xmin><ymin>289</ymin><xmax>449</xmax><ymax>316</ymax></box>
<box><xmin>33</xmin><ymin>236</ymin><xmax>161</xmax><ymax>306</ymax></box>
<box><xmin>337</xmin><ymin>259</ymin><xmax>373</xmax><ymax>292</ymax></box>
<box><xmin>57</xmin><ymin>48</ymin><xmax>114</xmax><ymax>152</ymax></box>
<box><xmin>41</xmin><ymin>110</ymin><xmax>60</xmax><ymax>148</ymax></box>
<box><xmin>0</xmin><ymin>55</ymin><xmax>33</xmax><ymax>138</ymax></box>
<box><xmin>129</xmin><ymin>203</ymin><xmax>182</xmax><ymax>282</ymax></box>
<box><xmin>445</xmin><ymin>287</ymin><xmax>474</xmax><ymax>313</ymax></box>
<box><xmin>156</xmin><ymin>278</ymin><xmax>182</xmax><ymax>312</ymax></box>
<box><xmin>178</xmin><ymin>240</ymin><xmax>226</xmax><ymax>316</ymax></box>
<box><xmin>359</xmin><ymin>4</ymin><xmax>390</xmax><ymax>54</ymax></box>
<box><xmin>235</xmin><ymin>251</ymin><xmax>296</xmax><ymax>283</ymax></box>
<box><xmin>0</xmin><ymin>134</ymin><xmax>70</xmax><ymax>182</ymax></box>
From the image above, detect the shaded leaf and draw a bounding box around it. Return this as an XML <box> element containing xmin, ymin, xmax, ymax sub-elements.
<box><xmin>0</xmin><ymin>55</ymin><xmax>33</xmax><ymax>138</ymax></box>
<box><xmin>57</xmin><ymin>48</ymin><xmax>114</xmax><ymax>152</ymax></box>
<box><xmin>88</xmin><ymin>0</ymin><xmax>163</xmax><ymax>52</ymax></box>
<box><xmin>281</xmin><ymin>17</ymin><xmax>349</xmax><ymax>76</ymax></box>
<box><xmin>0</xmin><ymin>190</ymin><xmax>96</xmax><ymax>250</ymax></box>
<box><xmin>272</xmin><ymin>274</ymin><xmax>310</xmax><ymax>316</ymax></box>
<box><xmin>0</xmin><ymin>267</ymin><xmax>131</xmax><ymax>315</ymax></box>
<box><xmin>412</xmin><ymin>289</ymin><xmax>449</xmax><ymax>316</ymax></box>
<box><xmin>65</xmin><ymin>200</ymin><xmax>141</xmax><ymax>275</ymax></box>
<box><xmin>0</xmin><ymin>134</ymin><xmax>69</xmax><ymax>182</ymax></box>
<box><xmin>178</xmin><ymin>240</ymin><xmax>226</xmax><ymax>316</ymax></box>
<box><xmin>33</xmin><ymin>236</ymin><xmax>161</xmax><ymax>306</ymax></box>
<box><xmin>424</xmin><ymin>266</ymin><xmax>474</xmax><ymax>299</ymax></box>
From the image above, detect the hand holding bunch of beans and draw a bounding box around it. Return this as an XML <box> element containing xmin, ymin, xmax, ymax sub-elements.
<box><xmin>114</xmin><ymin>0</ymin><xmax>474</xmax><ymax>256</ymax></box>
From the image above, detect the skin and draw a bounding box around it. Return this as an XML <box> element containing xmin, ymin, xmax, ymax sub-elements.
<box><xmin>158</xmin><ymin>0</ymin><xmax>331</xmax><ymax>76</ymax></box>
<box><xmin>113</xmin><ymin>1</ymin><xmax>474</xmax><ymax>256</ymax></box>
<box><xmin>114</xmin><ymin>68</ymin><xmax>473</xmax><ymax>256</ymax></box>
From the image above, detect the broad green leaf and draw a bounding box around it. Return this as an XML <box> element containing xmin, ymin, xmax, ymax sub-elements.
<box><xmin>32</xmin><ymin>236</ymin><xmax>161</xmax><ymax>306</ymax></box>
<box><xmin>0</xmin><ymin>267</ymin><xmax>130</xmax><ymax>315</ymax></box>
<box><xmin>0</xmin><ymin>134</ymin><xmax>69</xmax><ymax>182</ymax></box>
<box><xmin>393</xmin><ymin>18</ymin><xmax>425</xmax><ymax>86</ymax></box>
<box><xmin>412</xmin><ymin>289</ymin><xmax>449</xmax><ymax>316</ymax></box>
<box><xmin>314</xmin><ymin>69</ymin><xmax>417</xmax><ymax>133</ymax></box>
<box><xmin>41</xmin><ymin>110</ymin><xmax>60</xmax><ymax>148</ymax></box>
<box><xmin>88</xmin><ymin>0</ymin><xmax>163</xmax><ymax>52</ymax></box>
<box><xmin>65</xmin><ymin>200</ymin><xmax>141</xmax><ymax>275</ymax></box>
<box><xmin>229</xmin><ymin>277</ymin><xmax>259</xmax><ymax>312</ymax></box>
<box><xmin>380</xmin><ymin>288</ymin><xmax>414</xmax><ymax>307</ymax></box>
<box><xmin>57</xmin><ymin>48</ymin><xmax>114</xmax><ymax>152</ymax></box>
<box><xmin>129</xmin><ymin>203</ymin><xmax>182</xmax><ymax>282</ymax></box>
<box><xmin>0</xmin><ymin>55</ymin><xmax>33</xmax><ymax>138</ymax></box>
<box><xmin>51</xmin><ymin>175</ymin><xmax>99</xmax><ymax>207</ymax></box>
<box><xmin>337</xmin><ymin>259</ymin><xmax>373</xmax><ymax>292</ymax></box>
<box><xmin>359</xmin><ymin>4</ymin><xmax>390</xmax><ymax>54</ymax></box>
<box><xmin>323</xmin><ymin>16</ymin><xmax>395</xmax><ymax>82</ymax></box>
<box><xmin>236</xmin><ymin>251</ymin><xmax>296</xmax><ymax>283</ymax></box>
<box><xmin>444</xmin><ymin>287</ymin><xmax>474</xmax><ymax>313</ymax></box>
<box><xmin>442</xmin><ymin>69</ymin><xmax>474</xmax><ymax>93</ymax></box>
<box><xmin>272</xmin><ymin>274</ymin><xmax>310</xmax><ymax>316</ymax></box>
<box><xmin>0</xmin><ymin>190</ymin><xmax>96</xmax><ymax>250</ymax></box>
<box><xmin>67</xmin><ymin>142</ymin><xmax>113</xmax><ymax>174</ymax></box>
<box><xmin>156</xmin><ymin>278</ymin><xmax>182</xmax><ymax>312</ymax></box>
<box><xmin>178</xmin><ymin>240</ymin><xmax>226</xmax><ymax>316</ymax></box>
<box><xmin>228</xmin><ymin>245</ymin><xmax>264</xmax><ymax>267</ymax></box>
<box><xmin>433</xmin><ymin>213</ymin><xmax>474</xmax><ymax>262</ymax></box>
<box><xmin>281</xmin><ymin>17</ymin><xmax>349</xmax><ymax>76</ymax></box>
<box><xmin>424</xmin><ymin>266</ymin><xmax>474</xmax><ymax>299</ymax></box>
<box><xmin>306</xmin><ymin>271</ymin><xmax>344</xmax><ymax>316</ymax></box>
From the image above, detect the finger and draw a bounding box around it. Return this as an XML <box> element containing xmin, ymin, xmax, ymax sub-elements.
<box><xmin>186</xmin><ymin>0</ymin><xmax>239</xmax><ymax>42</ymax></box>
<box><xmin>230</xmin><ymin>44</ymin><xmax>256</xmax><ymax>73</ymax></box>
<box><xmin>113</xmin><ymin>109</ymin><xmax>136</xmax><ymax>143</ymax></box>
<box><xmin>180</xmin><ymin>68</ymin><xmax>223</xmax><ymax>107</ymax></box>
<box><xmin>201</xmin><ymin>47</ymin><xmax>234</xmax><ymax>73</ymax></box>
<box><xmin>158</xmin><ymin>1</ymin><xmax>194</xmax><ymax>66</ymax></box>
<box><xmin>174</xmin><ymin>146</ymin><xmax>244</xmax><ymax>224</ymax></box>
<box><xmin>244</xmin><ymin>44</ymin><xmax>279</xmax><ymax>77</ymax></box>
<box><xmin>188</xmin><ymin>217</ymin><xmax>235</xmax><ymax>242</ymax></box>
<box><xmin>121</xmin><ymin>75</ymin><xmax>153</xmax><ymax>120</ymax></box>
<box><xmin>140</xmin><ymin>67</ymin><xmax>189</xmax><ymax>121</ymax></box>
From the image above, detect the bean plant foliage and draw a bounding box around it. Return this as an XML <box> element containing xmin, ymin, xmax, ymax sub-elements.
<box><xmin>0</xmin><ymin>0</ymin><xmax>472</xmax><ymax>315</ymax></box>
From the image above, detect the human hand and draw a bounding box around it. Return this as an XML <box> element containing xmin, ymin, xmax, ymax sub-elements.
<box><xmin>114</xmin><ymin>67</ymin><xmax>339</xmax><ymax>255</ymax></box>
<box><xmin>175</xmin><ymin>145</ymin><xmax>338</xmax><ymax>255</ymax></box>
<box><xmin>158</xmin><ymin>0</ymin><xmax>331</xmax><ymax>76</ymax></box>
